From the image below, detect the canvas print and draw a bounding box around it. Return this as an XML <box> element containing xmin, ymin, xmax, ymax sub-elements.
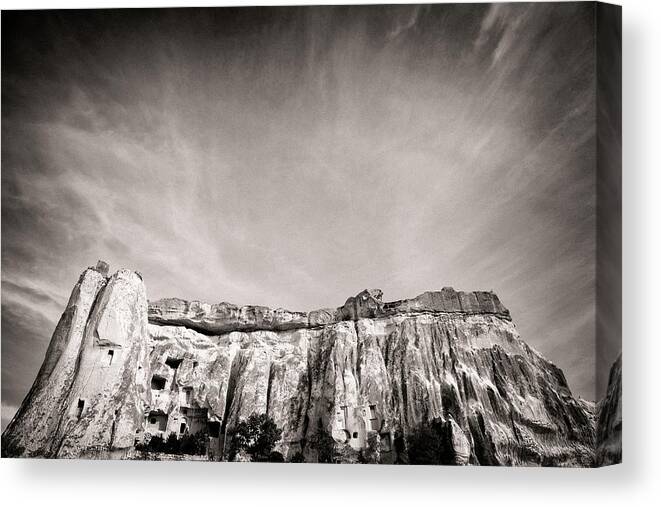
<box><xmin>1</xmin><ymin>3</ymin><xmax>621</xmax><ymax>466</ymax></box>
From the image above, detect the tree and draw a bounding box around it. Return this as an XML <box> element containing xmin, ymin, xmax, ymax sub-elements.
<box><xmin>137</xmin><ymin>433</ymin><xmax>165</xmax><ymax>453</ymax></box>
<box><xmin>406</xmin><ymin>419</ymin><xmax>454</xmax><ymax>465</ymax></box>
<box><xmin>164</xmin><ymin>432</ymin><xmax>180</xmax><ymax>454</ymax></box>
<box><xmin>226</xmin><ymin>413</ymin><xmax>283</xmax><ymax>462</ymax></box>
<box><xmin>179</xmin><ymin>430</ymin><xmax>208</xmax><ymax>455</ymax></box>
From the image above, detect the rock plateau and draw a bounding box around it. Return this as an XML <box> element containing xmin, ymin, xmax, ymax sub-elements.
<box><xmin>2</xmin><ymin>262</ymin><xmax>621</xmax><ymax>466</ymax></box>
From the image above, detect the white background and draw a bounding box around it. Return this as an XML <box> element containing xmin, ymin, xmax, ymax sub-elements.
<box><xmin>0</xmin><ymin>0</ymin><xmax>658</xmax><ymax>505</ymax></box>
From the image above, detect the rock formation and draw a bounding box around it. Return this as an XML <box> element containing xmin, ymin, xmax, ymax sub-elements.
<box><xmin>595</xmin><ymin>354</ymin><xmax>622</xmax><ymax>466</ymax></box>
<box><xmin>2</xmin><ymin>263</ymin><xmax>148</xmax><ymax>459</ymax></box>
<box><xmin>2</xmin><ymin>262</ymin><xmax>621</xmax><ymax>466</ymax></box>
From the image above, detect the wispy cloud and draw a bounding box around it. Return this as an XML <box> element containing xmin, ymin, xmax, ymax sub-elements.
<box><xmin>475</xmin><ymin>4</ymin><xmax>528</xmax><ymax>66</ymax></box>
<box><xmin>387</xmin><ymin>5</ymin><xmax>426</xmax><ymax>40</ymax></box>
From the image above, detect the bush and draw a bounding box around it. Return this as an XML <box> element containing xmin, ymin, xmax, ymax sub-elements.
<box><xmin>290</xmin><ymin>451</ymin><xmax>305</xmax><ymax>463</ymax></box>
<box><xmin>136</xmin><ymin>434</ymin><xmax>165</xmax><ymax>453</ymax></box>
<box><xmin>226</xmin><ymin>413</ymin><xmax>283</xmax><ymax>462</ymax></box>
<box><xmin>136</xmin><ymin>431</ymin><xmax>208</xmax><ymax>456</ymax></box>
<box><xmin>393</xmin><ymin>431</ymin><xmax>406</xmax><ymax>463</ymax></box>
<box><xmin>180</xmin><ymin>430</ymin><xmax>208</xmax><ymax>455</ymax></box>
<box><xmin>406</xmin><ymin>420</ymin><xmax>454</xmax><ymax>465</ymax></box>
<box><xmin>164</xmin><ymin>432</ymin><xmax>180</xmax><ymax>453</ymax></box>
<box><xmin>268</xmin><ymin>451</ymin><xmax>285</xmax><ymax>462</ymax></box>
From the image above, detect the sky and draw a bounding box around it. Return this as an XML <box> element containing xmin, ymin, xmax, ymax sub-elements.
<box><xmin>1</xmin><ymin>4</ymin><xmax>605</xmax><ymax>430</ymax></box>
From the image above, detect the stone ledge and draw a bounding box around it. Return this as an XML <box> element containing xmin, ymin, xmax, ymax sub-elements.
<box><xmin>147</xmin><ymin>287</ymin><xmax>510</xmax><ymax>335</ymax></box>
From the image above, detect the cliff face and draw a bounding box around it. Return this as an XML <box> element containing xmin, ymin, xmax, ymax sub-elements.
<box><xmin>1</xmin><ymin>266</ymin><xmax>108</xmax><ymax>457</ymax></box>
<box><xmin>2</xmin><ymin>263</ymin><xmax>618</xmax><ymax>466</ymax></box>
<box><xmin>595</xmin><ymin>355</ymin><xmax>622</xmax><ymax>466</ymax></box>
<box><xmin>2</xmin><ymin>264</ymin><xmax>148</xmax><ymax>459</ymax></box>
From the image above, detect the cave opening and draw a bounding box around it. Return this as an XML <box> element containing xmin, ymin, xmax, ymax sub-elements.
<box><xmin>208</xmin><ymin>421</ymin><xmax>220</xmax><ymax>438</ymax></box>
<box><xmin>146</xmin><ymin>411</ymin><xmax>168</xmax><ymax>432</ymax></box>
<box><xmin>151</xmin><ymin>375</ymin><xmax>167</xmax><ymax>390</ymax></box>
<box><xmin>165</xmin><ymin>357</ymin><xmax>183</xmax><ymax>369</ymax></box>
<box><xmin>76</xmin><ymin>399</ymin><xmax>85</xmax><ymax>420</ymax></box>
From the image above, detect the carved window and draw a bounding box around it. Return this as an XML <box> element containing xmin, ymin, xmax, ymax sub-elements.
<box><xmin>340</xmin><ymin>405</ymin><xmax>348</xmax><ymax>424</ymax></box>
<box><xmin>148</xmin><ymin>413</ymin><xmax>167</xmax><ymax>431</ymax></box>
<box><xmin>106</xmin><ymin>350</ymin><xmax>114</xmax><ymax>366</ymax></box>
<box><xmin>208</xmin><ymin>421</ymin><xmax>220</xmax><ymax>438</ymax></box>
<box><xmin>151</xmin><ymin>375</ymin><xmax>167</xmax><ymax>390</ymax></box>
<box><xmin>165</xmin><ymin>357</ymin><xmax>183</xmax><ymax>369</ymax></box>
<box><xmin>76</xmin><ymin>399</ymin><xmax>85</xmax><ymax>420</ymax></box>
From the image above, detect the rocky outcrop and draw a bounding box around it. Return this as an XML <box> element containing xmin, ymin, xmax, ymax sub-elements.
<box><xmin>1</xmin><ymin>265</ymin><xmax>107</xmax><ymax>457</ymax></box>
<box><xmin>147</xmin><ymin>287</ymin><xmax>510</xmax><ymax>335</ymax></box>
<box><xmin>2</xmin><ymin>264</ymin><xmax>148</xmax><ymax>459</ymax></box>
<box><xmin>2</xmin><ymin>261</ymin><xmax>617</xmax><ymax>466</ymax></box>
<box><xmin>595</xmin><ymin>355</ymin><xmax>622</xmax><ymax>466</ymax></box>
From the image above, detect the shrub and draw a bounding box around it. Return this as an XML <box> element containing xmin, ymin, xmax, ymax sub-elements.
<box><xmin>164</xmin><ymin>433</ymin><xmax>180</xmax><ymax>453</ymax></box>
<box><xmin>268</xmin><ymin>451</ymin><xmax>285</xmax><ymax>462</ymax></box>
<box><xmin>136</xmin><ymin>434</ymin><xmax>165</xmax><ymax>453</ymax></box>
<box><xmin>136</xmin><ymin>431</ymin><xmax>208</xmax><ymax>456</ymax></box>
<box><xmin>290</xmin><ymin>451</ymin><xmax>305</xmax><ymax>463</ymax></box>
<box><xmin>226</xmin><ymin>413</ymin><xmax>283</xmax><ymax>462</ymax></box>
<box><xmin>406</xmin><ymin>420</ymin><xmax>454</xmax><ymax>465</ymax></box>
<box><xmin>179</xmin><ymin>430</ymin><xmax>208</xmax><ymax>455</ymax></box>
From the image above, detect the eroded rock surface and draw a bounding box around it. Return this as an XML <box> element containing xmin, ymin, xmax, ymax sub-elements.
<box><xmin>3</xmin><ymin>265</ymin><xmax>148</xmax><ymax>459</ymax></box>
<box><xmin>2</xmin><ymin>262</ymin><xmax>616</xmax><ymax>466</ymax></box>
<box><xmin>1</xmin><ymin>266</ymin><xmax>107</xmax><ymax>457</ymax></box>
<box><xmin>147</xmin><ymin>287</ymin><xmax>510</xmax><ymax>335</ymax></box>
<box><xmin>595</xmin><ymin>354</ymin><xmax>622</xmax><ymax>466</ymax></box>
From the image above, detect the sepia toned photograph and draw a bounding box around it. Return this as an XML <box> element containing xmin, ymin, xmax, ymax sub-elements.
<box><xmin>1</xmin><ymin>2</ymin><xmax>621</xmax><ymax>466</ymax></box>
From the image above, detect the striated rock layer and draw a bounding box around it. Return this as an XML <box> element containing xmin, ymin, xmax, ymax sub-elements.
<box><xmin>595</xmin><ymin>354</ymin><xmax>622</xmax><ymax>466</ymax></box>
<box><xmin>2</xmin><ymin>263</ymin><xmax>148</xmax><ymax>459</ymax></box>
<box><xmin>147</xmin><ymin>287</ymin><xmax>511</xmax><ymax>335</ymax></box>
<box><xmin>2</xmin><ymin>263</ymin><xmax>620</xmax><ymax>466</ymax></box>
